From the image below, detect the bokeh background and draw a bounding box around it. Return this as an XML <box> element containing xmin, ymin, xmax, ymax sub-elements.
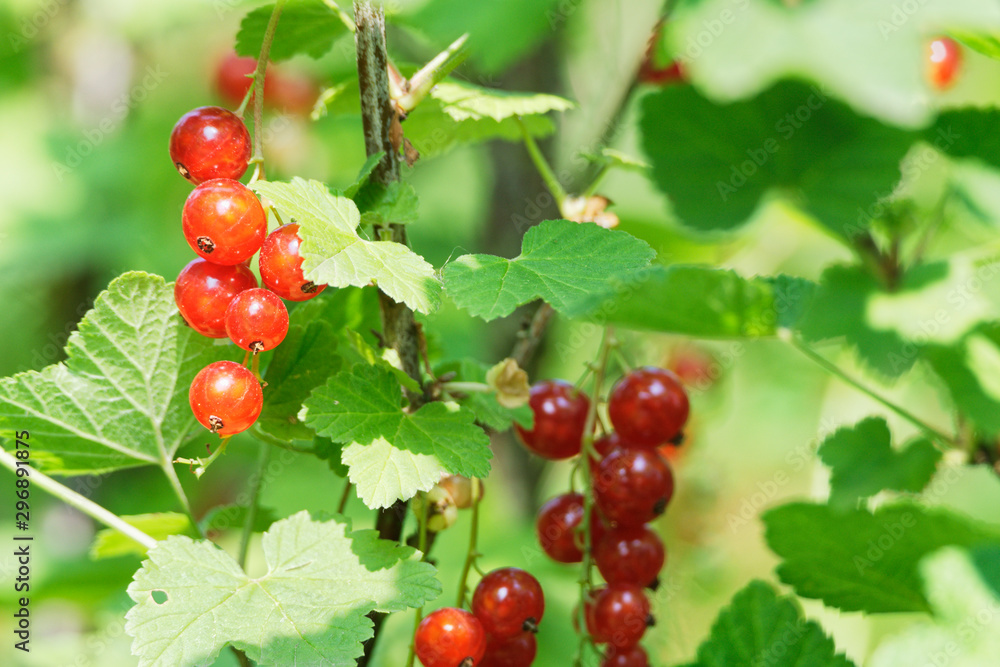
<box><xmin>4</xmin><ymin>1</ymin><xmax>1000</xmax><ymax>666</ymax></box>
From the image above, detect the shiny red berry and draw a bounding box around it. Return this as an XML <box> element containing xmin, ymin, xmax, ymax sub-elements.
<box><xmin>472</xmin><ymin>568</ymin><xmax>545</xmax><ymax>639</ymax></box>
<box><xmin>415</xmin><ymin>607</ymin><xmax>487</xmax><ymax>667</ymax></box>
<box><xmin>169</xmin><ymin>106</ymin><xmax>251</xmax><ymax>184</ymax></box>
<box><xmin>515</xmin><ymin>379</ymin><xmax>590</xmax><ymax>460</ymax></box>
<box><xmin>589</xmin><ymin>432</ymin><xmax>623</xmax><ymax>472</ymax></box>
<box><xmin>479</xmin><ymin>632</ymin><xmax>537</xmax><ymax>667</ymax></box>
<box><xmin>174</xmin><ymin>258</ymin><xmax>258</xmax><ymax>338</ymax></box>
<box><xmin>258</xmin><ymin>223</ymin><xmax>326</xmax><ymax>301</ymax></box>
<box><xmin>602</xmin><ymin>645</ymin><xmax>649</xmax><ymax>667</ymax></box>
<box><xmin>593</xmin><ymin>449</ymin><xmax>674</xmax><ymax>527</ymax></box>
<box><xmin>594</xmin><ymin>526</ymin><xmax>665</xmax><ymax>587</ymax></box>
<box><xmin>586</xmin><ymin>585</ymin><xmax>651</xmax><ymax>649</ymax></box>
<box><xmin>189</xmin><ymin>361</ymin><xmax>262</xmax><ymax>436</ymax></box>
<box><xmin>928</xmin><ymin>36</ymin><xmax>962</xmax><ymax>90</ymax></box>
<box><xmin>536</xmin><ymin>492</ymin><xmax>606</xmax><ymax>563</ymax></box>
<box><xmin>608</xmin><ymin>367</ymin><xmax>689</xmax><ymax>447</ymax></box>
<box><xmin>225</xmin><ymin>288</ymin><xmax>289</xmax><ymax>353</ymax></box>
<box><xmin>182</xmin><ymin>179</ymin><xmax>267</xmax><ymax>266</ymax></box>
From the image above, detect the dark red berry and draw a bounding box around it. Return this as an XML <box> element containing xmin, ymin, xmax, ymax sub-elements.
<box><xmin>182</xmin><ymin>179</ymin><xmax>267</xmax><ymax>265</ymax></box>
<box><xmin>594</xmin><ymin>525</ymin><xmax>665</xmax><ymax>587</ymax></box>
<box><xmin>169</xmin><ymin>106</ymin><xmax>251</xmax><ymax>184</ymax></box>
<box><xmin>189</xmin><ymin>361</ymin><xmax>262</xmax><ymax>435</ymax></box>
<box><xmin>225</xmin><ymin>288</ymin><xmax>289</xmax><ymax>353</ymax></box>
<box><xmin>602</xmin><ymin>645</ymin><xmax>649</xmax><ymax>667</ymax></box>
<box><xmin>608</xmin><ymin>367</ymin><xmax>689</xmax><ymax>447</ymax></box>
<box><xmin>515</xmin><ymin>379</ymin><xmax>590</xmax><ymax>460</ymax></box>
<box><xmin>593</xmin><ymin>449</ymin><xmax>674</xmax><ymax>527</ymax></box>
<box><xmin>174</xmin><ymin>258</ymin><xmax>258</xmax><ymax>338</ymax></box>
<box><xmin>586</xmin><ymin>585</ymin><xmax>651</xmax><ymax>649</ymax></box>
<box><xmin>479</xmin><ymin>632</ymin><xmax>537</xmax><ymax>667</ymax></box>
<box><xmin>590</xmin><ymin>432</ymin><xmax>623</xmax><ymax>472</ymax></box>
<box><xmin>258</xmin><ymin>223</ymin><xmax>326</xmax><ymax>301</ymax></box>
<box><xmin>415</xmin><ymin>607</ymin><xmax>487</xmax><ymax>667</ymax></box>
<box><xmin>928</xmin><ymin>36</ymin><xmax>962</xmax><ymax>90</ymax></box>
<box><xmin>536</xmin><ymin>492</ymin><xmax>606</xmax><ymax>564</ymax></box>
<box><xmin>472</xmin><ymin>568</ymin><xmax>545</xmax><ymax>639</ymax></box>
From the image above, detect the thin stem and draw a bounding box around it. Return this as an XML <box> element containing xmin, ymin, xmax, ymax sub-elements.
<box><xmin>455</xmin><ymin>477</ymin><xmax>482</xmax><ymax>609</ymax></box>
<box><xmin>162</xmin><ymin>460</ymin><xmax>207</xmax><ymax>539</ymax></box>
<box><xmin>787</xmin><ymin>334</ymin><xmax>956</xmax><ymax>448</ymax></box>
<box><xmin>511</xmin><ymin>302</ymin><xmax>555</xmax><ymax>369</ymax></box>
<box><xmin>337</xmin><ymin>480</ymin><xmax>353</xmax><ymax>514</ymax></box>
<box><xmin>250</xmin><ymin>0</ymin><xmax>287</xmax><ymax>167</ymax></box>
<box><xmin>441</xmin><ymin>381</ymin><xmax>491</xmax><ymax>394</ymax></box>
<box><xmin>323</xmin><ymin>0</ymin><xmax>356</xmax><ymax>31</ymax></box>
<box><xmin>174</xmin><ymin>436</ymin><xmax>233</xmax><ymax>481</ymax></box>
<box><xmin>0</xmin><ymin>448</ymin><xmax>156</xmax><ymax>550</ymax></box>
<box><xmin>238</xmin><ymin>442</ymin><xmax>270</xmax><ymax>569</ymax></box>
<box><xmin>397</xmin><ymin>34</ymin><xmax>469</xmax><ymax>113</ymax></box>
<box><xmin>520</xmin><ymin>119</ymin><xmax>567</xmax><ymax>209</ymax></box>
<box><xmin>404</xmin><ymin>498</ymin><xmax>430</xmax><ymax>667</ymax></box>
<box><xmin>582</xmin><ymin>163</ymin><xmax>612</xmax><ymax>198</ymax></box>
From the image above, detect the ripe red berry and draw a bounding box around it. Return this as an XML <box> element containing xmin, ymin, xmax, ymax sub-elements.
<box><xmin>182</xmin><ymin>179</ymin><xmax>267</xmax><ymax>265</ymax></box>
<box><xmin>590</xmin><ymin>432</ymin><xmax>623</xmax><ymax>472</ymax></box>
<box><xmin>602</xmin><ymin>645</ymin><xmax>649</xmax><ymax>667</ymax></box>
<box><xmin>225</xmin><ymin>288</ymin><xmax>289</xmax><ymax>353</ymax></box>
<box><xmin>258</xmin><ymin>223</ymin><xmax>326</xmax><ymax>301</ymax></box>
<box><xmin>536</xmin><ymin>492</ymin><xmax>606</xmax><ymax>564</ymax></box>
<box><xmin>928</xmin><ymin>36</ymin><xmax>962</xmax><ymax>90</ymax></box>
<box><xmin>215</xmin><ymin>53</ymin><xmax>317</xmax><ymax>115</ymax></box>
<box><xmin>169</xmin><ymin>106</ymin><xmax>251</xmax><ymax>184</ymax></box>
<box><xmin>472</xmin><ymin>568</ymin><xmax>545</xmax><ymax>639</ymax></box>
<box><xmin>594</xmin><ymin>526</ymin><xmax>665</xmax><ymax>587</ymax></box>
<box><xmin>608</xmin><ymin>367</ymin><xmax>689</xmax><ymax>447</ymax></box>
<box><xmin>415</xmin><ymin>607</ymin><xmax>487</xmax><ymax>667</ymax></box>
<box><xmin>189</xmin><ymin>361</ymin><xmax>262</xmax><ymax>435</ymax></box>
<box><xmin>586</xmin><ymin>585</ymin><xmax>651</xmax><ymax>649</ymax></box>
<box><xmin>514</xmin><ymin>379</ymin><xmax>590</xmax><ymax>460</ymax></box>
<box><xmin>479</xmin><ymin>632</ymin><xmax>537</xmax><ymax>667</ymax></box>
<box><xmin>593</xmin><ymin>449</ymin><xmax>674</xmax><ymax>527</ymax></box>
<box><xmin>174</xmin><ymin>258</ymin><xmax>258</xmax><ymax>338</ymax></box>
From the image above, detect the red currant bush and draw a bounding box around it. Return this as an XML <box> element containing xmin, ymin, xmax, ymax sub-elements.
<box><xmin>188</xmin><ymin>360</ymin><xmax>263</xmax><ymax>435</ymax></box>
<box><xmin>608</xmin><ymin>367</ymin><xmax>689</xmax><ymax>447</ymax></box>
<box><xmin>415</xmin><ymin>607</ymin><xmax>487</xmax><ymax>667</ymax></box>
<box><xmin>514</xmin><ymin>379</ymin><xmax>590</xmax><ymax>460</ymax></box>
<box><xmin>472</xmin><ymin>568</ymin><xmax>545</xmax><ymax>638</ymax></box>
<box><xmin>169</xmin><ymin>106</ymin><xmax>251</xmax><ymax>184</ymax></box>
<box><xmin>182</xmin><ymin>179</ymin><xmax>267</xmax><ymax>265</ymax></box>
<box><xmin>592</xmin><ymin>448</ymin><xmax>674</xmax><ymax>527</ymax></box>
<box><xmin>225</xmin><ymin>288</ymin><xmax>289</xmax><ymax>353</ymax></box>
<box><xmin>586</xmin><ymin>584</ymin><xmax>651</xmax><ymax>649</ymax></box>
<box><xmin>602</xmin><ymin>645</ymin><xmax>649</xmax><ymax>667</ymax></box>
<box><xmin>258</xmin><ymin>223</ymin><xmax>326</xmax><ymax>301</ymax></box>
<box><xmin>594</xmin><ymin>525</ymin><xmax>665</xmax><ymax>587</ymax></box>
<box><xmin>174</xmin><ymin>258</ymin><xmax>257</xmax><ymax>338</ymax></box>
<box><xmin>479</xmin><ymin>632</ymin><xmax>537</xmax><ymax>667</ymax></box>
<box><xmin>536</xmin><ymin>492</ymin><xmax>606</xmax><ymax>563</ymax></box>
<box><xmin>928</xmin><ymin>36</ymin><xmax>962</xmax><ymax>90</ymax></box>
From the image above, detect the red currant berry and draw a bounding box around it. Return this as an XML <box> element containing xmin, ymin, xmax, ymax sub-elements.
<box><xmin>415</xmin><ymin>607</ymin><xmax>487</xmax><ymax>667</ymax></box>
<box><xmin>593</xmin><ymin>449</ymin><xmax>674</xmax><ymax>527</ymax></box>
<box><xmin>928</xmin><ymin>36</ymin><xmax>962</xmax><ymax>90</ymax></box>
<box><xmin>479</xmin><ymin>632</ymin><xmax>537</xmax><ymax>667</ymax></box>
<box><xmin>258</xmin><ymin>223</ymin><xmax>326</xmax><ymax>301</ymax></box>
<box><xmin>608</xmin><ymin>367</ymin><xmax>689</xmax><ymax>447</ymax></box>
<box><xmin>169</xmin><ymin>106</ymin><xmax>251</xmax><ymax>184</ymax></box>
<box><xmin>514</xmin><ymin>379</ymin><xmax>590</xmax><ymax>460</ymax></box>
<box><xmin>536</xmin><ymin>492</ymin><xmax>606</xmax><ymax>563</ymax></box>
<box><xmin>472</xmin><ymin>568</ymin><xmax>545</xmax><ymax>639</ymax></box>
<box><xmin>594</xmin><ymin>525</ymin><xmax>665</xmax><ymax>587</ymax></box>
<box><xmin>174</xmin><ymin>258</ymin><xmax>258</xmax><ymax>338</ymax></box>
<box><xmin>215</xmin><ymin>54</ymin><xmax>259</xmax><ymax>109</ymax></box>
<box><xmin>586</xmin><ymin>585</ymin><xmax>651</xmax><ymax>649</ymax></box>
<box><xmin>602</xmin><ymin>645</ymin><xmax>649</xmax><ymax>667</ymax></box>
<box><xmin>225</xmin><ymin>288</ymin><xmax>289</xmax><ymax>353</ymax></box>
<box><xmin>589</xmin><ymin>432</ymin><xmax>623</xmax><ymax>472</ymax></box>
<box><xmin>189</xmin><ymin>361</ymin><xmax>262</xmax><ymax>435</ymax></box>
<box><xmin>182</xmin><ymin>179</ymin><xmax>267</xmax><ymax>265</ymax></box>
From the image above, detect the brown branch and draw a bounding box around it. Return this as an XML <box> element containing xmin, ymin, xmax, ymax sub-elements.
<box><xmin>511</xmin><ymin>302</ymin><xmax>555</xmax><ymax>368</ymax></box>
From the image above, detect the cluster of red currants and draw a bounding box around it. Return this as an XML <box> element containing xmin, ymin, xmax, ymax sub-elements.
<box><xmin>519</xmin><ymin>367</ymin><xmax>689</xmax><ymax>667</ymax></box>
<box><xmin>168</xmin><ymin>105</ymin><xmax>325</xmax><ymax>437</ymax></box>
<box><xmin>416</xmin><ymin>567</ymin><xmax>545</xmax><ymax>667</ymax></box>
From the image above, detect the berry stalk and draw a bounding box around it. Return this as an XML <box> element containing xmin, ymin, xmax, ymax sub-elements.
<box><xmin>249</xmin><ymin>0</ymin><xmax>287</xmax><ymax>176</ymax></box>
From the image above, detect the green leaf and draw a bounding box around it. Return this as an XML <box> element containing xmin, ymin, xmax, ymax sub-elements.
<box><xmin>953</xmin><ymin>30</ymin><xmax>1000</xmax><ymax>61</ymax></box>
<box><xmin>926</xmin><ymin>107</ymin><xmax>1000</xmax><ymax>171</ymax></box>
<box><xmin>342</xmin><ymin>329</ymin><xmax>422</xmax><ymax>394</ymax></box>
<box><xmin>764</xmin><ymin>502</ymin><xmax>1000</xmax><ymax>613</ymax></box>
<box><xmin>125</xmin><ymin>511</ymin><xmax>440</xmax><ymax>667</ymax></box>
<box><xmin>667</xmin><ymin>0</ymin><xmax>1000</xmax><ymax>128</ymax></box>
<box><xmin>818</xmin><ymin>418</ymin><xmax>942</xmax><ymax>510</ymax></box>
<box><xmin>435</xmin><ymin>359</ymin><xmax>533</xmax><ymax>432</ymax></box>
<box><xmin>640</xmin><ymin>81</ymin><xmax>915</xmax><ymax>239</ymax></box>
<box><xmin>354</xmin><ymin>181</ymin><xmax>420</xmax><ymax>226</ymax></box>
<box><xmin>0</xmin><ymin>272</ymin><xmax>232</xmax><ymax>474</ymax></box>
<box><xmin>925</xmin><ymin>327</ymin><xmax>1000</xmax><ymax>436</ymax></box>
<box><xmin>569</xmin><ymin>265</ymin><xmax>794</xmax><ymax>338</ymax></box>
<box><xmin>579</xmin><ymin>147</ymin><xmax>650</xmax><ymax>174</ymax></box>
<box><xmin>199</xmin><ymin>504</ymin><xmax>279</xmax><ymax>536</ymax></box>
<box><xmin>430</xmin><ymin>81</ymin><xmax>573</xmax><ymax>123</ymax></box>
<box><xmin>689</xmin><ymin>580</ymin><xmax>856</xmax><ymax>667</ymax></box>
<box><xmin>302</xmin><ymin>364</ymin><xmax>491</xmax><ymax>508</ymax></box>
<box><xmin>343</xmin><ymin>152</ymin><xmax>386</xmax><ymax>199</ymax></box>
<box><xmin>235</xmin><ymin>0</ymin><xmax>347</xmax><ymax>62</ymax></box>
<box><xmin>870</xmin><ymin>548</ymin><xmax>1000</xmax><ymax>667</ymax></box>
<box><xmin>289</xmin><ymin>285</ymin><xmax>382</xmax><ymax>335</ymax></box>
<box><xmin>252</xmin><ymin>179</ymin><xmax>441</xmax><ymax>314</ymax></box>
<box><xmin>442</xmin><ymin>219</ymin><xmax>655</xmax><ymax>321</ymax></box>
<box><xmin>91</xmin><ymin>513</ymin><xmax>191</xmax><ymax>560</ymax></box>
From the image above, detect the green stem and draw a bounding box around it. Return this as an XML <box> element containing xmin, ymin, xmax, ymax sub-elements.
<box><xmin>0</xmin><ymin>448</ymin><xmax>157</xmax><ymax>549</ymax></box>
<box><xmin>455</xmin><ymin>477</ymin><xmax>482</xmax><ymax>608</ymax></box>
<box><xmin>520</xmin><ymin>119</ymin><xmax>567</xmax><ymax>209</ymax></box>
<box><xmin>581</xmin><ymin>163</ymin><xmax>611</xmax><ymax>198</ymax></box>
<box><xmin>322</xmin><ymin>0</ymin><xmax>356</xmax><ymax>31</ymax></box>
<box><xmin>441</xmin><ymin>381</ymin><xmax>491</xmax><ymax>395</ymax></box>
<box><xmin>250</xmin><ymin>0</ymin><xmax>287</xmax><ymax>167</ymax></box>
<box><xmin>404</xmin><ymin>498</ymin><xmax>430</xmax><ymax>667</ymax></box>
<box><xmin>238</xmin><ymin>442</ymin><xmax>270</xmax><ymax>569</ymax></box>
<box><xmin>162</xmin><ymin>460</ymin><xmax>207</xmax><ymax>540</ymax></box>
<box><xmin>787</xmin><ymin>334</ymin><xmax>956</xmax><ymax>448</ymax></box>
<box><xmin>397</xmin><ymin>34</ymin><xmax>469</xmax><ymax>113</ymax></box>
<box><xmin>174</xmin><ymin>436</ymin><xmax>233</xmax><ymax>482</ymax></box>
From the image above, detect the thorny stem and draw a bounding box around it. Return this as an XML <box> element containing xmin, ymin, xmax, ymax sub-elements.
<box><xmin>455</xmin><ymin>477</ymin><xmax>482</xmax><ymax>609</ymax></box>
<box><xmin>238</xmin><ymin>441</ymin><xmax>270</xmax><ymax>569</ymax></box>
<box><xmin>249</xmin><ymin>0</ymin><xmax>287</xmax><ymax>169</ymax></box>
